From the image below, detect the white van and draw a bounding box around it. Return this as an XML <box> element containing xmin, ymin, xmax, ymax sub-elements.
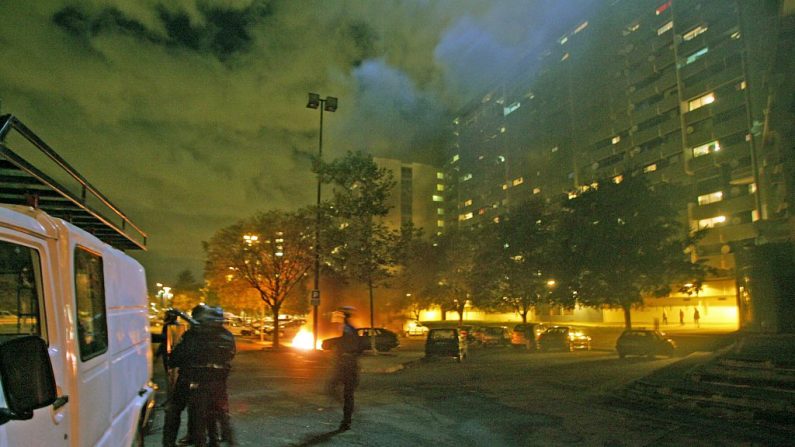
<box><xmin>0</xmin><ymin>114</ymin><xmax>154</xmax><ymax>446</ymax></box>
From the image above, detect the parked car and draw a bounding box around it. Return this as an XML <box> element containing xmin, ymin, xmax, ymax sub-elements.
<box><xmin>510</xmin><ymin>323</ymin><xmax>546</xmax><ymax>349</ymax></box>
<box><xmin>467</xmin><ymin>326</ymin><xmax>486</xmax><ymax>345</ymax></box>
<box><xmin>403</xmin><ymin>319</ymin><xmax>429</xmax><ymax>337</ymax></box>
<box><xmin>321</xmin><ymin>327</ymin><xmax>400</xmax><ymax>352</ymax></box>
<box><xmin>616</xmin><ymin>329</ymin><xmax>676</xmax><ymax>358</ymax></box>
<box><xmin>538</xmin><ymin>326</ymin><xmax>592</xmax><ymax>351</ymax></box>
<box><xmin>425</xmin><ymin>328</ymin><xmax>467</xmax><ymax>362</ymax></box>
<box><xmin>480</xmin><ymin>326</ymin><xmax>510</xmax><ymax>346</ymax></box>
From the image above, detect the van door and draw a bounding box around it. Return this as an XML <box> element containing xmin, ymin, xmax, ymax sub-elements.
<box><xmin>71</xmin><ymin>245</ymin><xmax>112</xmax><ymax>446</ymax></box>
<box><xmin>0</xmin><ymin>235</ymin><xmax>70</xmax><ymax>446</ymax></box>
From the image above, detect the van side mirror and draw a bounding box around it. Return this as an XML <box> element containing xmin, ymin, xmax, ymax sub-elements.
<box><xmin>0</xmin><ymin>335</ymin><xmax>57</xmax><ymax>424</ymax></box>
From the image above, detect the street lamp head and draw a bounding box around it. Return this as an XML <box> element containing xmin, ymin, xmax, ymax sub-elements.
<box><xmin>324</xmin><ymin>96</ymin><xmax>338</xmax><ymax>112</ymax></box>
<box><xmin>306</xmin><ymin>92</ymin><xmax>320</xmax><ymax>109</ymax></box>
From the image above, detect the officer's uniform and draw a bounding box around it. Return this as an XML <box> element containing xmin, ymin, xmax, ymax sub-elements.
<box><xmin>327</xmin><ymin>307</ymin><xmax>360</xmax><ymax>431</ymax></box>
<box><xmin>162</xmin><ymin>306</ymin><xmax>236</xmax><ymax>447</ymax></box>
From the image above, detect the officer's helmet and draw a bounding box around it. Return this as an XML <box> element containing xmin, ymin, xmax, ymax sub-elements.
<box><xmin>191</xmin><ymin>303</ymin><xmax>209</xmax><ymax>320</ymax></box>
<box><xmin>196</xmin><ymin>306</ymin><xmax>224</xmax><ymax>325</ymax></box>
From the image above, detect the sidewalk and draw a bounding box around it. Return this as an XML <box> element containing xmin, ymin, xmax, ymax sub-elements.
<box><xmin>616</xmin><ymin>333</ymin><xmax>795</xmax><ymax>434</ymax></box>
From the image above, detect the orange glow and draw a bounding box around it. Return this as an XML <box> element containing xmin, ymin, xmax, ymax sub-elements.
<box><xmin>291</xmin><ymin>326</ymin><xmax>321</xmax><ymax>350</ymax></box>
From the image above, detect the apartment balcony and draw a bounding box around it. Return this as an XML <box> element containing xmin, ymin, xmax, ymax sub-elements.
<box><xmin>684</xmin><ymin>106</ymin><xmax>713</xmax><ymax>126</ymax></box>
<box><xmin>652</xmin><ymin>50</ymin><xmax>676</xmax><ymax>70</ymax></box>
<box><xmin>698</xmin><ymin>222</ymin><xmax>758</xmax><ymax>246</ymax></box>
<box><xmin>713</xmin><ymin>115</ymin><xmax>749</xmax><ymax>140</ymax></box>
<box><xmin>655</xmin><ymin>94</ymin><xmax>679</xmax><ymax>113</ymax></box>
<box><xmin>690</xmin><ymin>194</ymin><xmax>756</xmax><ymax>221</ymax></box>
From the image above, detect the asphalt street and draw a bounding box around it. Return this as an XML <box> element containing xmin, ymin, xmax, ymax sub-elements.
<box><xmin>143</xmin><ymin>328</ymin><xmax>788</xmax><ymax>446</ymax></box>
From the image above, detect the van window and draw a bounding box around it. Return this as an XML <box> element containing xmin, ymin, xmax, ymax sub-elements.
<box><xmin>75</xmin><ymin>247</ymin><xmax>108</xmax><ymax>361</ymax></box>
<box><xmin>0</xmin><ymin>240</ymin><xmax>44</xmax><ymax>341</ymax></box>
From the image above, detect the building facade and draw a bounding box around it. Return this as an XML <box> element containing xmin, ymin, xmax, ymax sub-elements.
<box><xmin>374</xmin><ymin>157</ymin><xmax>445</xmax><ymax>237</ymax></box>
<box><xmin>444</xmin><ymin>0</ymin><xmax>794</xmax><ymax>327</ymax></box>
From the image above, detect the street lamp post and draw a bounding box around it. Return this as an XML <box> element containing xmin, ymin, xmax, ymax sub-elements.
<box><xmin>306</xmin><ymin>93</ymin><xmax>338</xmax><ymax>350</ymax></box>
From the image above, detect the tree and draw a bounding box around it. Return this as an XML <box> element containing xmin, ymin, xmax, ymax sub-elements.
<box><xmin>390</xmin><ymin>224</ymin><xmax>438</xmax><ymax>321</ymax></box>
<box><xmin>430</xmin><ymin>226</ymin><xmax>482</xmax><ymax>326</ymax></box>
<box><xmin>170</xmin><ymin>270</ymin><xmax>203</xmax><ymax>311</ymax></box>
<box><xmin>478</xmin><ymin>198</ymin><xmax>561</xmax><ymax>324</ymax></box>
<box><xmin>318</xmin><ymin>151</ymin><xmax>398</xmax><ymax>350</ymax></box>
<box><xmin>557</xmin><ymin>176</ymin><xmax>708</xmax><ymax>328</ymax></box>
<box><xmin>204</xmin><ymin>209</ymin><xmax>315</xmax><ymax>348</ymax></box>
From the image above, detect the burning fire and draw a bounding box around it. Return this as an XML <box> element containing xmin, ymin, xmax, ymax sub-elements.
<box><xmin>291</xmin><ymin>326</ymin><xmax>321</xmax><ymax>350</ymax></box>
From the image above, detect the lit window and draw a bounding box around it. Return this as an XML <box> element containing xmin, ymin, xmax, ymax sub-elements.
<box><xmin>493</xmin><ymin>217</ymin><xmax>500</xmax><ymax>223</ymax></box>
<box><xmin>612</xmin><ymin>175</ymin><xmax>624</xmax><ymax>184</ymax></box>
<box><xmin>461</xmin><ymin>173</ymin><xmax>473</xmax><ymax>181</ymax></box>
<box><xmin>656</xmin><ymin>1</ymin><xmax>671</xmax><ymax>15</ymax></box>
<box><xmin>551</xmin><ymin>146</ymin><xmax>559</xmax><ymax>153</ymax></box>
<box><xmin>683</xmin><ymin>25</ymin><xmax>708</xmax><ymax>41</ymax></box>
<box><xmin>574</xmin><ymin>21</ymin><xmax>588</xmax><ymax>34</ymax></box>
<box><xmin>561</xmin><ymin>53</ymin><xmax>570</xmax><ymax>61</ymax></box>
<box><xmin>437</xmin><ymin>220</ymin><xmax>445</xmax><ymax>227</ymax></box>
<box><xmin>463</xmin><ymin>199</ymin><xmax>473</xmax><ymax>207</ymax></box>
<box><xmin>512</xmin><ymin>177</ymin><xmax>524</xmax><ymax>186</ymax></box>
<box><xmin>497</xmin><ymin>155</ymin><xmax>506</xmax><ymax>162</ymax></box>
<box><xmin>499</xmin><ymin>126</ymin><xmax>507</xmax><ymax>133</ymax></box>
<box><xmin>437</xmin><ymin>208</ymin><xmax>444</xmax><ymax>215</ymax></box>
<box><xmin>560</xmin><ymin>35</ymin><xmax>568</xmax><ymax>45</ymax></box>
<box><xmin>451</xmin><ymin>154</ymin><xmax>459</xmax><ymax>163</ymax></box>
<box><xmin>502</xmin><ymin>184</ymin><xmax>509</xmax><ymax>190</ymax></box>
<box><xmin>683</xmin><ymin>47</ymin><xmax>708</xmax><ymax>66</ymax></box>
<box><xmin>533</xmin><ymin>187</ymin><xmax>541</xmax><ymax>195</ymax></box>
<box><xmin>436</xmin><ymin>184</ymin><xmax>445</xmax><ymax>192</ymax></box>
<box><xmin>478</xmin><ymin>208</ymin><xmax>486</xmax><ymax>215</ymax></box>
<box><xmin>736</xmin><ymin>81</ymin><xmax>746</xmax><ymax>90</ymax></box>
<box><xmin>692</xmin><ymin>140</ymin><xmax>720</xmax><ymax>157</ymax></box>
<box><xmin>643</xmin><ymin>163</ymin><xmax>657</xmax><ymax>173</ymax></box>
<box><xmin>657</xmin><ymin>21</ymin><xmax>673</xmax><ymax>35</ymax></box>
<box><xmin>432</xmin><ymin>195</ymin><xmax>443</xmax><ymax>202</ymax></box>
<box><xmin>698</xmin><ymin>215</ymin><xmax>726</xmax><ymax>229</ymax></box>
<box><xmin>459</xmin><ymin>212</ymin><xmax>473</xmax><ymax>221</ymax></box>
<box><xmin>503</xmin><ymin>102</ymin><xmax>521</xmax><ymax>116</ymax></box>
<box><xmin>567</xmin><ymin>191</ymin><xmax>578</xmax><ymax>200</ymax></box>
<box><xmin>697</xmin><ymin>191</ymin><xmax>723</xmax><ymax>205</ymax></box>
<box><xmin>612</xmin><ymin>136</ymin><xmax>621</xmax><ymax>144</ymax></box>
<box><xmin>751</xmin><ymin>210</ymin><xmax>760</xmax><ymax>222</ymax></box>
<box><xmin>749</xmin><ymin>183</ymin><xmax>757</xmax><ymax>194</ymax></box>
<box><xmin>688</xmin><ymin>92</ymin><xmax>715</xmax><ymax>111</ymax></box>
<box><xmin>731</xmin><ymin>31</ymin><xmax>741</xmax><ymax>39</ymax></box>
<box><xmin>436</xmin><ymin>172</ymin><xmax>444</xmax><ymax>179</ymax></box>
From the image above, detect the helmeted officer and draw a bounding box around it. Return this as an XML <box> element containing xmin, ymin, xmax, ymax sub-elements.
<box><xmin>326</xmin><ymin>306</ymin><xmax>360</xmax><ymax>431</ymax></box>
<box><xmin>162</xmin><ymin>304</ymin><xmax>236</xmax><ymax>447</ymax></box>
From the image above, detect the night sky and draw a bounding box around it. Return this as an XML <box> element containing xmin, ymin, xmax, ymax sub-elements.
<box><xmin>0</xmin><ymin>1</ymin><xmax>594</xmax><ymax>287</ymax></box>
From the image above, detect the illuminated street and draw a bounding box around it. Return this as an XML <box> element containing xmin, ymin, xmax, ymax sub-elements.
<box><xmin>144</xmin><ymin>332</ymin><xmax>789</xmax><ymax>446</ymax></box>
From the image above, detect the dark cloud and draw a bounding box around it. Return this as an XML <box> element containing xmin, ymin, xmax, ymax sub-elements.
<box><xmin>0</xmin><ymin>0</ymin><xmax>595</xmax><ymax>285</ymax></box>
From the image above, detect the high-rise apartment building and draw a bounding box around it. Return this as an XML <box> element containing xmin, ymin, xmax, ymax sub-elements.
<box><xmin>374</xmin><ymin>157</ymin><xmax>445</xmax><ymax>237</ymax></box>
<box><xmin>445</xmin><ymin>0</ymin><xmax>794</xmax><ymax>325</ymax></box>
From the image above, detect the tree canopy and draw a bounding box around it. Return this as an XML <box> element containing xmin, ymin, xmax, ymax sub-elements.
<box><xmin>204</xmin><ymin>209</ymin><xmax>315</xmax><ymax>348</ymax></box>
<box><xmin>556</xmin><ymin>176</ymin><xmax>707</xmax><ymax>328</ymax></box>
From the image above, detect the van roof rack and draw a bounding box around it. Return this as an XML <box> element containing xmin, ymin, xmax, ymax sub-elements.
<box><xmin>0</xmin><ymin>114</ymin><xmax>147</xmax><ymax>250</ymax></box>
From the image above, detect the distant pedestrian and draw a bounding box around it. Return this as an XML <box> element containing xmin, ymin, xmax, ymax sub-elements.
<box><xmin>326</xmin><ymin>306</ymin><xmax>361</xmax><ymax>432</ymax></box>
<box><xmin>694</xmin><ymin>308</ymin><xmax>701</xmax><ymax>328</ymax></box>
<box><xmin>679</xmin><ymin>309</ymin><xmax>685</xmax><ymax>326</ymax></box>
<box><xmin>662</xmin><ymin>311</ymin><xmax>668</xmax><ymax>326</ymax></box>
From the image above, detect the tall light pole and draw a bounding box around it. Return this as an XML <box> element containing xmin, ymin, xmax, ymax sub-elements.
<box><xmin>306</xmin><ymin>93</ymin><xmax>337</xmax><ymax>350</ymax></box>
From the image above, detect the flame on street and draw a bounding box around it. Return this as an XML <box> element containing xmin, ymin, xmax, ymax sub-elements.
<box><xmin>291</xmin><ymin>326</ymin><xmax>321</xmax><ymax>350</ymax></box>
